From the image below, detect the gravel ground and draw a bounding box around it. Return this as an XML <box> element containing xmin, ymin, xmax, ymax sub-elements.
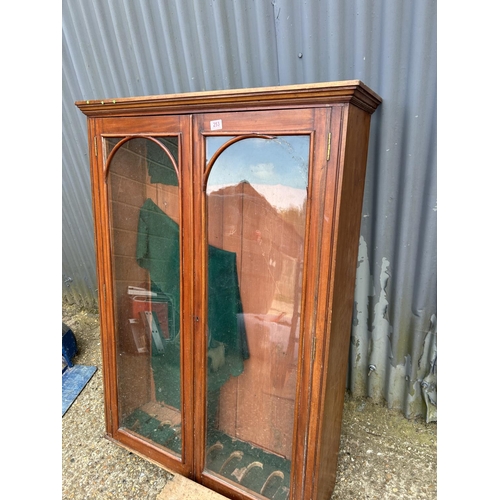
<box><xmin>62</xmin><ymin>302</ymin><xmax>437</xmax><ymax>499</ymax></box>
<box><xmin>62</xmin><ymin>303</ymin><xmax>172</xmax><ymax>499</ymax></box>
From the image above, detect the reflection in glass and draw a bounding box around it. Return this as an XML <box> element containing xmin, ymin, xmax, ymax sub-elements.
<box><xmin>205</xmin><ymin>136</ymin><xmax>310</xmax><ymax>499</ymax></box>
<box><xmin>105</xmin><ymin>136</ymin><xmax>182</xmax><ymax>456</ymax></box>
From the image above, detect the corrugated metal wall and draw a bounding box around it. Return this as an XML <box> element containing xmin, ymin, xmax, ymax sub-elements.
<box><xmin>62</xmin><ymin>0</ymin><xmax>436</xmax><ymax>420</ymax></box>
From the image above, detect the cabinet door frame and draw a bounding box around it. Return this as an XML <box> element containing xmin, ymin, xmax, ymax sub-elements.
<box><xmin>91</xmin><ymin>115</ymin><xmax>195</xmax><ymax>476</ymax></box>
<box><xmin>193</xmin><ymin>107</ymin><xmax>338</xmax><ymax>499</ymax></box>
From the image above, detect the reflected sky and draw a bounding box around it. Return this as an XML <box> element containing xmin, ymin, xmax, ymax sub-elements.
<box><xmin>206</xmin><ymin>136</ymin><xmax>310</xmax><ymax>191</ymax></box>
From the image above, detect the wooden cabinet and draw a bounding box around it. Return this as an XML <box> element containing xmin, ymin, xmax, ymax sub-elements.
<box><xmin>76</xmin><ymin>81</ymin><xmax>381</xmax><ymax>500</ymax></box>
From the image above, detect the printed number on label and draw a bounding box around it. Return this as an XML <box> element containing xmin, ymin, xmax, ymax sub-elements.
<box><xmin>210</xmin><ymin>119</ymin><xmax>223</xmax><ymax>131</ymax></box>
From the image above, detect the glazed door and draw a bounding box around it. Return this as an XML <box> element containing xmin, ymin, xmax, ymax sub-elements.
<box><xmin>94</xmin><ymin>115</ymin><xmax>195</xmax><ymax>474</ymax></box>
<box><xmin>193</xmin><ymin>108</ymin><xmax>331</xmax><ymax>499</ymax></box>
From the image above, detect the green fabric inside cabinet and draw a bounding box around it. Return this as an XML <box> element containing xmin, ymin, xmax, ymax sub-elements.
<box><xmin>136</xmin><ymin>198</ymin><xmax>249</xmax><ymax>406</ymax></box>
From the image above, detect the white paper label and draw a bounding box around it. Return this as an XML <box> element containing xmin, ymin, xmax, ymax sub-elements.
<box><xmin>210</xmin><ymin>119</ymin><xmax>223</xmax><ymax>131</ymax></box>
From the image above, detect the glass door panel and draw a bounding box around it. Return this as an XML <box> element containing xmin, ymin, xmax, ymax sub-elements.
<box><xmin>105</xmin><ymin>136</ymin><xmax>182</xmax><ymax>456</ymax></box>
<box><xmin>204</xmin><ymin>136</ymin><xmax>310</xmax><ymax>499</ymax></box>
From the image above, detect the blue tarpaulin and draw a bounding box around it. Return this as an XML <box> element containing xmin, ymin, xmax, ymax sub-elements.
<box><xmin>62</xmin><ymin>365</ymin><xmax>97</xmax><ymax>416</ymax></box>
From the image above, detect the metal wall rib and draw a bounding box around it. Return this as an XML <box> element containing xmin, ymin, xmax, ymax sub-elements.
<box><xmin>62</xmin><ymin>0</ymin><xmax>437</xmax><ymax>420</ymax></box>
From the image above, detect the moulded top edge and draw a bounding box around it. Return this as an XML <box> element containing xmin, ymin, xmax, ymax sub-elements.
<box><xmin>75</xmin><ymin>80</ymin><xmax>382</xmax><ymax>117</ymax></box>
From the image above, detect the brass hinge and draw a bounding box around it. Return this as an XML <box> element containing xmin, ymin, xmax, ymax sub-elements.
<box><xmin>94</xmin><ymin>136</ymin><xmax>98</xmax><ymax>157</ymax></box>
<box><xmin>326</xmin><ymin>133</ymin><xmax>331</xmax><ymax>161</ymax></box>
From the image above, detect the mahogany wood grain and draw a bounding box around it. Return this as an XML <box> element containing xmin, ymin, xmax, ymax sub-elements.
<box><xmin>77</xmin><ymin>81</ymin><xmax>381</xmax><ymax>500</ymax></box>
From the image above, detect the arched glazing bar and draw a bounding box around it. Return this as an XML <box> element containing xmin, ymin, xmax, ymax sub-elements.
<box><xmin>203</xmin><ymin>134</ymin><xmax>275</xmax><ymax>188</ymax></box>
<box><xmin>104</xmin><ymin>136</ymin><xmax>180</xmax><ymax>182</ymax></box>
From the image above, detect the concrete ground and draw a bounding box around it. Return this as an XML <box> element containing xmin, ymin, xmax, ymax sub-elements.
<box><xmin>62</xmin><ymin>302</ymin><xmax>436</xmax><ymax>499</ymax></box>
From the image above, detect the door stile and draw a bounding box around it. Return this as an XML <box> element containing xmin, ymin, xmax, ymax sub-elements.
<box><xmin>179</xmin><ymin>114</ymin><xmax>196</xmax><ymax>474</ymax></box>
<box><xmin>91</xmin><ymin>117</ymin><xmax>120</xmax><ymax>437</ymax></box>
<box><xmin>192</xmin><ymin>114</ymin><xmax>208</xmax><ymax>480</ymax></box>
<box><xmin>307</xmin><ymin>105</ymin><xmax>345</xmax><ymax>500</ymax></box>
